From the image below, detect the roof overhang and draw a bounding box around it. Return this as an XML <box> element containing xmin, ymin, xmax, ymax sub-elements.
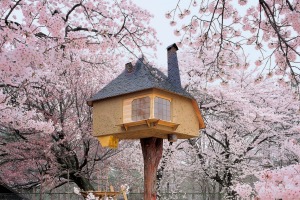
<box><xmin>191</xmin><ymin>99</ymin><xmax>206</xmax><ymax>129</ymax></box>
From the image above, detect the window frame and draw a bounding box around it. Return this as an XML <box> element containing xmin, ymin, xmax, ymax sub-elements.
<box><xmin>154</xmin><ymin>96</ymin><xmax>172</xmax><ymax>122</ymax></box>
<box><xmin>131</xmin><ymin>96</ymin><xmax>151</xmax><ymax>121</ymax></box>
<box><xmin>123</xmin><ymin>94</ymin><xmax>172</xmax><ymax>123</ymax></box>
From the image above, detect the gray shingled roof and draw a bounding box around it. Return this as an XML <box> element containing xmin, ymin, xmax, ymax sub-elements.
<box><xmin>87</xmin><ymin>57</ymin><xmax>193</xmax><ymax>105</ymax></box>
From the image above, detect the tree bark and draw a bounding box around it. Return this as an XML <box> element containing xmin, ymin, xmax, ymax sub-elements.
<box><xmin>71</xmin><ymin>174</ymin><xmax>95</xmax><ymax>191</ymax></box>
<box><xmin>140</xmin><ymin>137</ymin><xmax>163</xmax><ymax>200</ymax></box>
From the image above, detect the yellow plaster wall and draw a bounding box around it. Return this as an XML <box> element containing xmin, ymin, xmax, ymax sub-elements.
<box><xmin>152</xmin><ymin>89</ymin><xmax>200</xmax><ymax>137</ymax></box>
<box><xmin>92</xmin><ymin>97</ymin><xmax>123</xmax><ymax>136</ymax></box>
<box><xmin>92</xmin><ymin>88</ymin><xmax>200</xmax><ymax>138</ymax></box>
<box><xmin>92</xmin><ymin>89</ymin><xmax>153</xmax><ymax>137</ymax></box>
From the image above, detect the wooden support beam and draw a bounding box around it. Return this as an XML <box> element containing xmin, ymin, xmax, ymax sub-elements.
<box><xmin>152</xmin><ymin>119</ymin><xmax>159</xmax><ymax>127</ymax></box>
<box><xmin>117</xmin><ymin>119</ymin><xmax>180</xmax><ymax>132</ymax></box>
<box><xmin>146</xmin><ymin>120</ymin><xmax>151</xmax><ymax>127</ymax></box>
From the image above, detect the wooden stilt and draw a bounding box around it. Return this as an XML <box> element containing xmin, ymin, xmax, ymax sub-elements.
<box><xmin>140</xmin><ymin>137</ymin><xmax>163</xmax><ymax>200</ymax></box>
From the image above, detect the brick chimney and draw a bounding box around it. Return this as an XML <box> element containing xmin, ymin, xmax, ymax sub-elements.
<box><xmin>167</xmin><ymin>43</ymin><xmax>181</xmax><ymax>88</ymax></box>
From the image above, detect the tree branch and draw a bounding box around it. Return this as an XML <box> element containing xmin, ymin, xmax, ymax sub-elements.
<box><xmin>4</xmin><ymin>0</ymin><xmax>22</xmax><ymax>25</ymax></box>
<box><xmin>63</xmin><ymin>3</ymin><xmax>82</xmax><ymax>22</ymax></box>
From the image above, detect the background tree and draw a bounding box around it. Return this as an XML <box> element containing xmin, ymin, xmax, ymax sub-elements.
<box><xmin>235</xmin><ymin>139</ymin><xmax>300</xmax><ymax>199</ymax></box>
<box><xmin>0</xmin><ymin>0</ymin><xmax>157</xmax><ymax>191</ymax></box>
<box><xmin>163</xmin><ymin>1</ymin><xmax>300</xmax><ymax>198</ymax></box>
<box><xmin>166</xmin><ymin>0</ymin><xmax>300</xmax><ymax>93</ymax></box>
<box><xmin>154</xmin><ymin>48</ymin><xmax>299</xmax><ymax>199</ymax></box>
<box><xmin>0</xmin><ymin>55</ymin><xmax>129</xmax><ymax>191</ymax></box>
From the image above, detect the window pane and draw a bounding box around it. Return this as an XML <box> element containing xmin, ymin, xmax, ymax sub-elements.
<box><xmin>154</xmin><ymin>97</ymin><xmax>171</xmax><ymax>121</ymax></box>
<box><xmin>131</xmin><ymin>97</ymin><xmax>150</xmax><ymax>121</ymax></box>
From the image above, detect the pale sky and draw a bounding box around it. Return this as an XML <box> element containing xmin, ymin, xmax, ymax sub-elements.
<box><xmin>132</xmin><ymin>0</ymin><xmax>179</xmax><ymax>68</ymax></box>
<box><xmin>132</xmin><ymin>1</ymin><xmax>259</xmax><ymax>69</ymax></box>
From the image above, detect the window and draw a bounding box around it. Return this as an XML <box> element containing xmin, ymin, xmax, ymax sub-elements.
<box><xmin>132</xmin><ymin>97</ymin><xmax>150</xmax><ymax>121</ymax></box>
<box><xmin>154</xmin><ymin>97</ymin><xmax>171</xmax><ymax>121</ymax></box>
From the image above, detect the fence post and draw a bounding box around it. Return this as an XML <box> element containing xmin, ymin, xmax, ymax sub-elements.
<box><xmin>33</xmin><ymin>187</ymin><xmax>36</xmax><ymax>200</ymax></box>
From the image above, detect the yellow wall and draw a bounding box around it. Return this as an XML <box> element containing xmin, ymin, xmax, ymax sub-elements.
<box><xmin>92</xmin><ymin>88</ymin><xmax>200</xmax><ymax>139</ymax></box>
<box><xmin>93</xmin><ymin>89</ymin><xmax>153</xmax><ymax>136</ymax></box>
<box><xmin>152</xmin><ymin>89</ymin><xmax>199</xmax><ymax>137</ymax></box>
<box><xmin>92</xmin><ymin>96</ymin><xmax>123</xmax><ymax>136</ymax></box>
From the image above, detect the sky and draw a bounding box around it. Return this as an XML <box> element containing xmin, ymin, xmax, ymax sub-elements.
<box><xmin>132</xmin><ymin>0</ymin><xmax>179</xmax><ymax>68</ymax></box>
<box><xmin>132</xmin><ymin>0</ymin><xmax>260</xmax><ymax>70</ymax></box>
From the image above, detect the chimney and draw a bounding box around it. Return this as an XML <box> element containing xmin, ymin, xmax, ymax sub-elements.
<box><xmin>125</xmin><ymin>62</ymin><xmax>134</xmax><ymax>73</ymax></box>
<box><xmin>167</xmin><ymin>43</ymin><xmax>181</xmax><ymax>88</ymax></box>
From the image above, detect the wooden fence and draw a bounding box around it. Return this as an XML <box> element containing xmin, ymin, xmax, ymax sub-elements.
<box><xmin>0</xmin><ymin>192</ymin><xmax>223</xmax><ymax>200</ymax></box>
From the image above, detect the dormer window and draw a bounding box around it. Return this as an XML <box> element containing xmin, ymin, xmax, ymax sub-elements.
<box><xmin>132</xmin><ymin>96</ymin><xmax>150</xmax><ymax>121</ymax></box>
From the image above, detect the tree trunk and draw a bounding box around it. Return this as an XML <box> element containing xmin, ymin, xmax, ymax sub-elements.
<box><xmin>141</xmin><ymin>137</ymin><xmax>163</xmax><ymax>200</ymax></box>
<box><xmin>71</xmin><ymin>175</ymin><xmax>95</xmax><ymax>191</ymax></box>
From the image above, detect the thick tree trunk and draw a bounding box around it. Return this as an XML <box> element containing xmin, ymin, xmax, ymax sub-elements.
<box><xmin>140</xmin><ymin>137</ymin><xmax>163</xmax><ymax>200</ymax></box>
<box><xmin>71</xmin><ymin>175</ymin><xmax>95</xmax><ymax>191</ymax></box>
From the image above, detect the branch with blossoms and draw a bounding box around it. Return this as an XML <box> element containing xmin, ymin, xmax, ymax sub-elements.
<box><xmin>236</xmin><ymin>140</ymin><xmax>300</xmax><ymax>199</ymax></box>
<box><xmin>0</xmin><ymin>0</ymin><xmax>158</xmax><ymax>60</ymax></box>
<box><xmin>166</xmin><ymin>0</ymin><xmax>300</xmax><ymax>94</ymax></box>
<box><xmin>1</xmin><ymin>0</ymin><xmax>158</xmax><ymax>191</ymax></box>
<box><xmin>178</xmin><ymin>71</ymin><xmax>299</xmax><ymax>197</ymax></box>
<box><xmin>0</xmin><ymin>71</ymin><xmax>125</xmax><ymax>191</ymax></box>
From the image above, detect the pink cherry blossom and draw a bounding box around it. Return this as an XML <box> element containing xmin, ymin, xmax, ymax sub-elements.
<box><xmin>174</xmin><ymin>29</ymin><xmax>181</xmax><ymax>36</ymax></box>
<box><xmin>170</xmin><ymin>20</ymin><xmax>177</xmax><ymax>26</ymax></box>
<box><xmin>255</xmin><ymin>60</ymin><xmax>262</xmax><ymax>66</ymax></box>
<box><xmin>238</xmin><ymin>0</ymin><xmax>247</xmax><ymax>6</ymax></box>
<box><xmin>165</xmin><ymin>12</ymin><xmax>172</xmax><ymax>19</ymax></box>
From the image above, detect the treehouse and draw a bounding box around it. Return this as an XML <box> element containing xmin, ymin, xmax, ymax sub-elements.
<box><xmin>87</xmin><ymin>44</ymin><xmax>205</xmax><ymax>148</ymax></box>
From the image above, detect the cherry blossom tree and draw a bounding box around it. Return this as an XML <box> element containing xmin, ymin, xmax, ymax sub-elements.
<box><xmin>154</xmin><ymin>48</ymin><xmax>300</xmax><ymax>199</ymax></box>
<box><xmin>166</xmin><ymin>0</ymin><xmax>300</xmax><ymax>93</ymax></box>
<box><xmin>235</xmin><ymin>140</ymin><xmax>300</xmax><ymax>199</ymax></box>
<box><xmin>0</xmin><ymin>58</ymin><xmax>130</xmax><ymax>191</ymax></box>
<box><xmin>164</xmin><ymin>1</ymin><xmax>300</xmax><ymax>198</ymax></box>
<box><xmin>156</xmin><ymin>141</ymin><xmax>222</xmax><ymax>199</ymax></box>
<box><xmin>165</xmin><ymin>0</ymin><xmax>300</xmax><ymax>195</ymax></box>
<box><xmin>162</xmin><ymin>81</ymin><xmax>298</xmax><ymax>199</ymax></box>
<box><xmin>0</xmin><ymin>0</ymin><xmax>157</xmax><ymax>191</ymax></box>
